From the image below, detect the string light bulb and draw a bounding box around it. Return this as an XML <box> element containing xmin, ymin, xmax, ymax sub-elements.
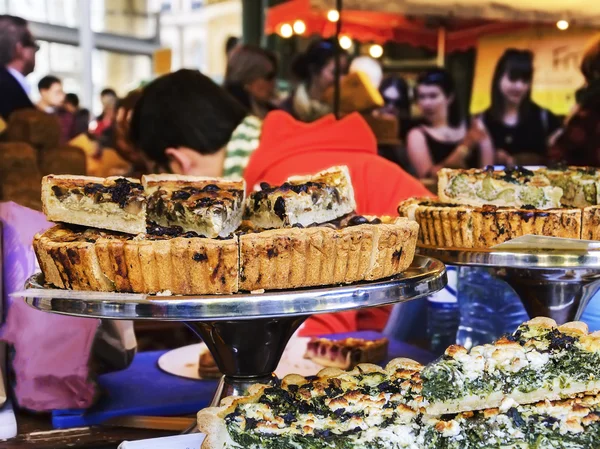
<box><xmin>327</xmin><ymin>9</ymin><xmax>340</xmax><ymax>22</ymax></box>
<box><xmin>369</xmin><ymin>44</ymin><xmax>384</xmax><ymax>58</ymax></box>
<box><xmin>280</xmin><ymin>23</ymin><xmax>293</xmax><ymax>38</ymax></box>
<box><xmin>293</xmin><ymin>20</ymin><xmax>306</xmax><ymax>35</ymax></box>
<box><xmin>557</xmin><ymin>20</ymin><xmax>569</xmax><ymax>30</ymax></box>
<box><xmin>339</xmin><ymin>35</ymin><xmax>353</xmax><ymax>50</ymax></box>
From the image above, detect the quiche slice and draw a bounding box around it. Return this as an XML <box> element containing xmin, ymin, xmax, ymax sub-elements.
<box><xmin>421</xmin><ymin>395</ymin><xmax>600</xmax><ymax>449</ymax></box>
<box><xmin>438</xmin><ymin>167</ymin><xmax>563</xmax><ymax>210</ymax></box>
<box><xmin>244</xmin><ymin>165</ymin><xmax>356</xmax><ymax>229</ymax></box>
<box><xmin>42</xmin><ymin>175</ymin><xmax>146</xmax><ymax>234</ymax></box>
<box><xmin>421</xmin><ymin>317</ymin><xmax>600</xmax><ymax>415</ymax></box>
<box><xmin>304</xmin><ymin>337</ymin><xmax>389</xmax><ymax>370</ymax></box>
<box><xmin>543</xmin><ymin>166</ymin><xmax>600</xmax><ymax>208</ymax></box>
<box><xmin>197</xmin><ymin>358</ymin><xmax>425</xmax><ymax>449</ymax></box>
<box><xmin>142</xmin><ymin>174</ymin><xmax>245</xmax><ymax>238</ymax></box>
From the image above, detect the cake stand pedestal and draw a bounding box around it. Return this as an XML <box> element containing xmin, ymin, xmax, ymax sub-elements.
<box><xmin>17</xmin><ymin>255</ymin><xmax>446</xmax><ymax>406</ymax></box>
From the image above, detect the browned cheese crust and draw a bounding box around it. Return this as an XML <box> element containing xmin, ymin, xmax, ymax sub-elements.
<box><xmin>398</xmin><ymin>198</ymin><xmax>582</xmax><ymax>249</ymax></box>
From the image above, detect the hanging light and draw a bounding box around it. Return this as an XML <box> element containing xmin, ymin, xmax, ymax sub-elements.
<box><xmin>327</xmin><ymin>9</ymin><xmax>340</xmax><ymax>22</ymax></box>
<box><xmin>339</xmin><ymin>35</ymin><xmax>353</xmax><ymax>50</ymax></box>
<box><xmin>280</xmin><ymin>23</ymin><xmax>293</xmax><ymax>38</ymax></box>
<box><xmin>369</xmin><ymin>44</ymin><xmax>384</xmax><ymax>59</ymax></box>
<box><xmin>293</xmin><ymin>20</ymin><xmax>306</xmax><ymax>35</ymax></box>
<box><xmin>557</xmin><ymin>20</ymin><xmax>569</xmax><ymax>30</ymax></box>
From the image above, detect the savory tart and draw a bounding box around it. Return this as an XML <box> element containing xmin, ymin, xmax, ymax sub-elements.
<box><xmin>42</xmin><ymin>175</ymin><xmax>146</xmax><ymax>234</ymax></box>
<box><xmin>33</xmin><ymin>225</ymin><xmax>239</xmax><ymax>295</ymax></box>
<box><xmin>543</xmin><ymin>166</ymin><xmax>600</xmax><ymax>208</ymax></box>
<box><xmin>398</xmin><ymin>198</ymin><xmax>581</xmax><ymax>249</ymax></box>
<box><xmin>197</xmin><ymin>358</ymin><xmax>425</xmax><ymax>449</ymax></box>
<box><xmin>437</xmin><ymin>167</ymin><xmax>563</xmax><ymax>209</ymax></box>
<box><xmin>304</xmin><ymin>337</ymin><xmax>389</xmax><ymax>370</ymax></box>
<box><xmin>421</xmin><ymin>317</ymin><xmax>600</xmax><ymax>415</ymax></box>
<box><xmin>422</xmin><ymin>394</ymin><xmax>600</xmax><ymax>449</ymax></box>
<box><xmin>142</xmin><ymin>174</ymin><xmax>245</xmax><ymax>238</ymax></box>
<box><xmin>244</xmin><ymin>166</ymin><xmax>356</xmax><ymax>229</ymax></box>
<box><xmin>239</xmin><ymin>216</ymin><xmax>418</xmax><ymax>291</ymax></box>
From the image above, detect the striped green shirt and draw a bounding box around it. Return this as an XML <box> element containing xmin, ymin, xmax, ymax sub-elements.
<box><xmin>223</xmin><ymin>115</ymin><xmax>263</xmax><ymax>179</ymax></box>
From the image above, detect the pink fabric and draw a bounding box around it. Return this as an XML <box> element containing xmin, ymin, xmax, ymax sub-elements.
<box><xmin>0</xmin><ymin>202</ymin><xmax>99</xmax><ymax>411</ymax></box>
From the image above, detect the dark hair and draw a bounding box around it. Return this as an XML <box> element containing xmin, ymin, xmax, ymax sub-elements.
<box><xmin>0</xmin><ymin>15</ymin><xmax>31</xmax><ymax>66</ymax></box>
<box><xmin>101</xmin><ymin>88</ymin><xmax>117</xmax><ymax>97</ymax></box>
<box><xmin>129</xmin><ymin>69</ymin><xmax>248</xmax><ymax>166</ymax></box>
<box><xmin>416</xmin><ymin>68</ymin><xmax>462</xmax><ymax>127</ymax></box>
<box><xmin>489</xmin><ymin>49</ymin><xmax>534</xmax><ymax>121</ymax></box>
<box><xmin>65</xmin><ymin>93</ymin><xmax>79</xmax><ymax>108</ymax></box>
<box><xmin>38</xmin><ymin>75</ymin><xmax>61</xmax><ymax>91</ymax></box>
<box><xmin>291</xmin><ymin>39</ymin><xmax>344</xmax><ymax>85</ymax></box>
<box><xmin>380</xmin><ymin>75</ymin><xmax>411</xmax><ymax>117</ymax></box>
<box><xmin>581</xmin><ymin>35</ymin><xmax>600</xmax><ymax>83</ymax></box>
<box><xmin>225</xmin><ymin>36</ymin><xmax>239</xmax><ymax>55</ymax></box>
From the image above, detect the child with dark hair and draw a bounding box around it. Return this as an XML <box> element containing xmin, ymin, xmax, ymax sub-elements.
<box><xmin>407</xmin><ymin>68</ymin><xmax>493</xmax><ymax>179</ymax></box>
<box><xmin>281</xmin><ymin>39</ymin><xmax>348</xmax><ymax>122</ymax></box>
<box><xmin>129</xmin><ymin>69</ymin><xmax>260</xmax><ymax>178</ymax></box>
<box><xmin>481</xmin><ymin>49</ymin><xmax>561</xmax><ymax>165</ymax></box>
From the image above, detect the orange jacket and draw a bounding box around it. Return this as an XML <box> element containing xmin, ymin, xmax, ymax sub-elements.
<box><xmin>244</xmin><ymin>111</ymin><xmax>432</xmax><ymax>336</ymax></box>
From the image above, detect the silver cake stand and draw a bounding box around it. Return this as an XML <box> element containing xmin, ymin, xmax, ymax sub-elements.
<box><xmin>16</xmin><ymin>255</ymin><xmax>446</xmax><ymax>405</ymax></box>
<box><xmin>418</xmin><ymin>246</ymin><xmax>600</xmax><ymax>325</ymax></box>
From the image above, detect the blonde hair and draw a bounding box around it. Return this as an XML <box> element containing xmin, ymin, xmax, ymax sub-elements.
<box><xmin>225</xmin><ymin>45</ymin><xmax>276</xmax><ymax>86</ymax></box>
<box><xmin>581</xmin><ymin>34</ymin><xmax>600</xmax><ymax>83</ymax></box>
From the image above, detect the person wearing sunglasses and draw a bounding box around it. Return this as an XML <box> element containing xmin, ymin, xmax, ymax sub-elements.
<box><xmin>480</xmin><ymin>49</ymin><xmax>561</xmax><ymax>166</ymax></box>
<box><xmin>0</xmin><ymin>14</ymin><xmax>38</xmax><ymax>120</ymax></box>
<box><xmin>224</xmin><ymin>45</ymin><xmax>278</xmax><ymax>120</ymax></box>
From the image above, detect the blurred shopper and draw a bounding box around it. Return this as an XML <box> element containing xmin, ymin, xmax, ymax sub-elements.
<box><xmin>281</xmin><ymin>39</ymin><xmax>348</xmax><ymax>122</ymax></box>
<box><xmin>549</xmin><ymin>36</ymin><xmax>600</xmax><ymax>167</ymax></box>
<box><xmin>130</xmin><ymin>69</ymin><xmax>260</xmax><ymax>179</ymax></box>
<box><xmin>481</xmin><ymin>49</ymin><xmax>560</xmax><ymax>166</ymax></box>
<box><xmin>36</xmin><ymin>75</ymin><xmax>64</xmax><ymax>113</ymax></box>
<box><xmin>91</xmin><ymin>88</ymin><xmax>118</xmax><ymax>138</ymax></box>
<box><xmin>0</xmin><ymin>14</ymin><xmax>36</xmax><ymax>120</ymax></box>
<box><xmin>380</xmin><ymin>75</ymin><xmax>412</xmax><ymax>139</ymax></box>
<box><xmin>349</xmin><ymin>56</ymin><xmax>383</xmax><ymax>89</ymax></box>
<box><xmin>225</xmin><ymin>36</ymin><xmax>240</xmax><ymax>60</ymax></box>
<box><xmin>64</xmin><ymin>93</ymin><xmax>91</xmax><ymax>138</ymax></box>
<box><xmin>224</xmin><ymin>45</ymin><xmax>278</xmax><ymax>119</ymax></box>
<box><xmin>407</xmin><ymin>68</ymin><xmax>493</xmax><ymax>179</ymax></box>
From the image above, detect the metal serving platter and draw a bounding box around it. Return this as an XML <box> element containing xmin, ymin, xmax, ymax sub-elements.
<box><xmin>15</xmin><ymin>255</ymin><xmax>447</xmax><ymax>321</ymax></box>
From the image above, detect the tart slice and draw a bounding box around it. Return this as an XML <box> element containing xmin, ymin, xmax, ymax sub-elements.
<box><xmin>421</xmin><ymin>317</ymin><xmax>600</xmax><ymax>415</ymax></box>
<box><xmin>42</xmin><ymin>175</ymin><xmax>146</xmax><ymax>234</ymax></box>
<box><xmin>304</xmin><ymin>337</ymin><xmax>389</xmax><ymax>370</ymax></box>
<box><xmin>437</xmin><ymin>167</ymin><xmax>563</xmax><ymax>209</ymax></box>
<box><xmin>543</xmin><ymin>166</ymin><xmax>600</xmax><ymax>207</ymax></box>
<box><xmin>142</xmin><ymin>175</ymin><xmax>245</xmax><ymax>238</ymax></box>
<box><xmin>245</xmin><ymin>165</ymin><xmax>356</xmax><ymax>229</ymax></box>
<box><xmin>197</xmin><ymin>358</ymin><xmax>424</xmax><ymax>449</ymax></box>
<box><xmin>422</xmin><ymin>394</ymin><xmax>600</xmax><ymax>449</ymax></box>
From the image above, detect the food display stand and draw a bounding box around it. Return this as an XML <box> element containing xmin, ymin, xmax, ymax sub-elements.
<box><xmin>418</xmin><ymin>245</ymin><xmax>600</xmax><ymax>324</ymax></box>
<box><xmin>16</xmin><ymin>255</ymin><xmax>446</xmax><ymax>407</ymax></box>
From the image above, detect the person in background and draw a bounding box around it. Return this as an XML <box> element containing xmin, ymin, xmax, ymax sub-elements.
<box><xmin>36</xmin><ymin>75</ymin><xmax>64</xmax><ymax>113</ymax></box>
<box><xmin>225</xmin><ymin>36</ymin><xmax>239</xmax><ymax>60</ymax></box>
<box><xmin>130</xmin><ymin>69</ymin><xmax>260</xmax><ymax>179</ymax></box>
<box><xmin>224</xmin><ymin>45</ymin><xmax>278</xmax><ymax>119</ymax></box>
<box><xmin>281</xmin><ymin>39</ymin><xmax>348</xmax><ymax>122</ymax></box>
<box><xmin>481</xmin><ymin>49</ymin><xmax>561</xmax><ymax>166</ymax></box>
<box><xmin>379</xmin><ymin>75</ymin><xmax>412</xmax><ymax>140</ymax></box>
<box><xmin>91</xmin><ymin>87</ymin><xmax>118</xmax><ymax>138</ymax></box>
<box><xmin>349</xmin><ymin>56</ymin><xmax>383</xmax><ymax>90</ymax></box>
<box><xmin>63</xmin><ymin>93</ymin><xmax>90</xmax><ymax>138</ymax></box>
<box><xmin>0</xmin><ymin>14</ymin><xmax>36</xmax><ymax>120</ymax></box>
<box><xmin>407</xmin><ymin>68</ymin><xmax>494</xmax><ymax>179</ymax></box>
<box><xmin>549</xmin><ymin>35</ymin><xmax>600</xmax><ymax>168</ymax></box>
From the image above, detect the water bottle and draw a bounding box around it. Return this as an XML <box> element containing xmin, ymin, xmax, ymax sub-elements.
<box><xmin>427</xmin><ymin>266</ymin><xmax>460</xmax><ymax>355</ymax></box>
<box><xmin>456</xmin><ymin>266</ymin><xmax>528</xmax><ymax>350</ymax></box>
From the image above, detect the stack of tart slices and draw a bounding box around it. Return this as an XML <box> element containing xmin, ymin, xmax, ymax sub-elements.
<box><xmin>399</xmin><ymin>166</ymin><xmax>600</xmax><ymax>249</ymax></box>
<box><xmin>197</xmin><ymin>317</ymin><xmax>600</xmax><ymax>449</ymax></box>
<box><xmin>35</xmin><ymin>166</ymin><xmax>418</xmax><ymax>295</ymax></box>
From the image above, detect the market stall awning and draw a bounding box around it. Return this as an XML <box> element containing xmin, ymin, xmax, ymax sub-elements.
<box><xmin>266</xmin><ymin>0</ymin><xmax>528</xmax><ymax>52</ymax></box>
<box><xmin>310</xmin><ymin>0</ymin><xmax>600</xmax><ymax>27</ymax></box>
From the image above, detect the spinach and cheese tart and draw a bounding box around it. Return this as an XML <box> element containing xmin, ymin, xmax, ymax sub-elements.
<box><xmin>422</xmin><ymin>318</ymin><xmax>600</xmax><ymax>415</ymax></box>
<box><xmin>437</xmin><ymin>167</ymin><xmax>563</xmax><ymax>209</ymax></box>
<box><xmin>142</xmin><ymin>175</ymin><xmax>245</xmax><ymax>238</ymax></box>
<box><xmin>245</xmin><ymin>166</ymin><xmax>356</xmax><ymax>229</ymax></box>
<box><xmin>398</xmin><ymin>198</ymin><xmax>581</xmax><ymax>249</ymax></box>
<box><xmin>422</xmin><ymin>395</ymin><xmax>600</xmax><ymax>449</ymax></box>
<box><xmin>42</xmin><ymin>175</ymin><xmax>146</xmax><ymax>234</ymax></box>
<box><xmin>197</xmin><ymin>358</ymin><xmax>425</xmax><ymax>449</ymax></box>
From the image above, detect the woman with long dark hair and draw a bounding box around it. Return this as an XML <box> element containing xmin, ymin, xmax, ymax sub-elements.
<box><xmin>407</xmin><ymin>68</ymin><xmax>493</xmax><ymax>179</ymax></box>
<box><xmin>482</xmin><ymin>49</ymin><xmax>561</xmax><ymax>165</ymax></box>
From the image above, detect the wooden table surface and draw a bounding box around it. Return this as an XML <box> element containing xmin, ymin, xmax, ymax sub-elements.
<box><xmin>2</xmin><ymin>411</ymin><xmax>174</xmax><ymax>449</ymax></box>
